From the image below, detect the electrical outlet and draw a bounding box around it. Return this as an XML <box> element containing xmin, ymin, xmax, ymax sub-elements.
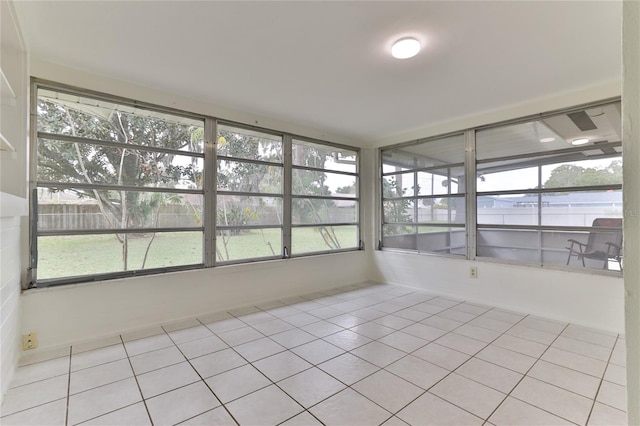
<box><xmin>22</xmin><ymin>333</ymin><xmax>38</xmax><ymax>350</ymax></box>
<box><xmin>470</xmin><ymin>266</ymin><xmax>478</xmax><ymax>279</ymax></box>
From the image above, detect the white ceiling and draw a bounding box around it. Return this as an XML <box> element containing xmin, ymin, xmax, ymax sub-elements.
<box><xmin>14</xmin><ymin>1</ymin><xmax>622</xmax><ymax>145</ymax></box>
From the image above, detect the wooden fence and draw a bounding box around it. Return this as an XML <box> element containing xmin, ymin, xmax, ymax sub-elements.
<box><xmin>38</xmin><ymin>204</ymin><xmax>200</xmax><ymax>230</ymax></box>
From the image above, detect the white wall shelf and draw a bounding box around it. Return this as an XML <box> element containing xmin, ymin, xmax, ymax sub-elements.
<box><xmin>1</xmin><ymin>68</ymin><xmax>17</xmax><ymax>107</ymax></box>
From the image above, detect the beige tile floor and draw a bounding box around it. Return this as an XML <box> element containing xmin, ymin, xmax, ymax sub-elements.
<box><xmin>0</xmin><ymin>283</ymin><xmax>628</xmax><ymax>425</ymax></box>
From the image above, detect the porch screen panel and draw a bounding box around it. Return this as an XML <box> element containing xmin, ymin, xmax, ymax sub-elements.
<box><xmin>475</xmin><ymin>101</ymin><xmax>622</xmax><ymax>272</ymax></box>
<box><xmin>291</xmin><ymin>139</ymin><xmax>360</xmax><ymax>255</ymax></box>
<box><xmin>215</xmin><ymin>124</ymin><xmax>284</xmax><ymax>263</ymax></box>
<box><xmin>381</xmin><ymin>134</ymin><xmax>466</xmax><ymax>255</ymax></box>
<box><xmin>35</xmin><ymin>87</ymin><xmax>205</xmax><ymax>283</ymax></box>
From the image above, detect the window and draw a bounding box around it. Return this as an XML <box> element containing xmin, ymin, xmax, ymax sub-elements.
<box><xmin>35</xmin><ymin>88</ymin><xmax>205</xmax><ymax>283</ymax></box>
<box><xmin>476</xmin><ymin>101</ymin><xmax>622</xmax><ymax>271</ymax></box>
<box><xmin>216</xmin><ymin>125</ymin><xmax>284</xmax><ymax>263</ymax></box>
<box><xmin>381</xmin><ymin>134</ymin><xmax>466</xmax><ymax>255</ymax></box>
<box><xmin>31</xmin><ymin>82</ymin><xmax>361</xmax><ymax>286</ymax></box>
<box><xmin>380</xmin><ymin>100</ymin><xmax>623</xmax><ymax>273</ymax></box>
<box><xmin>292</xmin><ymin>139</ymin><xmax>360</xmax><ymax>254</ymax></box>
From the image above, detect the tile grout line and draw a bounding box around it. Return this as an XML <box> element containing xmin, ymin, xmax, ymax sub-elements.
<box><xmin>343</xmin><ymin>298</ymin><xmax>582</xmax><ymax>424</ymax></box>
<box><xmin>119</xmin><ymin>335</ymin><xmax>154</xmax><ymax>426</ymax></box>
<box><xmin>366</xmin><ymin>296</ymin><xmax>522</xmax><ymax>421</ymax></box>
<box><xmin>290</xmin><ymin>294</ymin><xmax>505</xmax><ymax>421</ymax></box>
<box><xmin>146</xmin><ymin>290</ymin><xmax>467</xmax><ymax>423</ymax></box>
<box><xmin>584</xmin><ymin>333</ymin><xmax>621</xmax><ymax>425</ymax></box>
<box><xmin>211</xmin><ymin>288</ymin><xmax>423</xmax><ymax>423</ymax></box>
<box><xmin>174</xmin><ymin>319</ymin><xmax>242</xmax><ymax>425</ymax></box>
<box><xmin>370</xmin><ymin>303</ymin><xmax>530</xmax><ymax>423</ymax></box>
<box><xmin>192</xmin><ymin>317</ymin><xmax>319</xmax><ymax>425</ymax></box>
<box><xmin>480</xmin><ymin>319</ymin><xmax>572</xmax><ymax>424</ymax></box>
<box><xmin>491</xmin><ymin>321</ymin><xmax>605</xmax><ymax>425</ymax></box>
<box><xmin>65</xmin><ymin>346</ymin><xmax>71</xmax><ymax>426</ymax></box>
<box><xmin>300</xmin><ymin>298</ymin><xmax>486</xmax><ymax>422</ymax></box>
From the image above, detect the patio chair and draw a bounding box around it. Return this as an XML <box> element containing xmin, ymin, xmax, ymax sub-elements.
<box><xmin>566</xmin><ymin>218</ymin><xmax>623</xmax><ymax>271</ymax></box>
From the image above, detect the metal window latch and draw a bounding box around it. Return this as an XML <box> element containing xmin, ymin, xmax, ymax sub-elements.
<box><xmin>283</xmin><ymin>246</ymin><xmax>289</xmax><ymax>259</ymax></box>
<box><xmin>359</xmin><ymin>240</ymin><xmax>364</xmax><ymax>250</ymax></box>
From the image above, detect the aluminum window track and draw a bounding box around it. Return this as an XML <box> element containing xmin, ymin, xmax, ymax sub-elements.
<box><xmin>37</xmin><ymin>132</ymin><xmax>205</xmax><ymax>158</ymax></box>
<box><xmin>38</xmin><ymin>227</ymin><xmax>203</xmax><ymax>237</ymax></box>
<box><xmin>37</xmin><ymin>182</ymin><xmax>204</xmax><ymax>194</ymax></box>
<box><xmin>217</xmin><ymin>155</ymin><xmax>283</xmax><ymax>167</ymax></box>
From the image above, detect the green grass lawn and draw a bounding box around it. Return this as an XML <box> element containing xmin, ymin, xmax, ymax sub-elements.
<box><xmin>38</xmin><ymin>226</ymin><xmax>358</xmax><ymax>280</ymax></box>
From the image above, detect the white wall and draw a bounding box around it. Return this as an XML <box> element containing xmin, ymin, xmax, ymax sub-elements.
<box><xmin>21</xmin><ymin>252</ymin><xmax>368</xmax><ymax>350</ymax></box>
<box><xmin>623</xmin><ymin>1</ymin><xmax>639</xmax><ymax>423</ymax></box>
<box><xmin>0</xmin><ymin>215</ymin><xmax>24</xmax><ymax>402</ymax></box>
<box><xmin>0</xmin><ymin>0</ymin><xmax>28</xmax><ymax>402</ymax></box>
<box><xmin>371</xmin><ymin>251</ymin><xmax>623</xmax><ymax>332</ymax></box>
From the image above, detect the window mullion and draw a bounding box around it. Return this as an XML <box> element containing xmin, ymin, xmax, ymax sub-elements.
<box><xmin>283</xmin><ymin>134</ymin><xmax>292</xmax><ymax>258</ymax></box>
<box><xmin>465</xmin><ymin>129</ymin><xmax>477</xmax><ymax>260</ymax></box>
<box><xmin>537</xmin><ymin>165</ymin><xmax>543</xmax><ymax>264</ymax></box>
<box><xmin>28</xmin><ymin>80</ymin><xmax>39</xmax><ymax>288</ymax></box>
<box><xmin>204</xmin><ymin>118</ymin><xmax>217</xmax><ymax>267</ymax></box>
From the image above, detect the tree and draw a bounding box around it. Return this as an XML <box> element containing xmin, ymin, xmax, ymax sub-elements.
<box><xmin>37</xmin><ymin>96</ymin><xmax>203</xmax><ymax>271</ymax></box>
<box><xmin>382</xmin><ymin>177</ymin><xmax>413</xmax><ymax>236</ymax></box>
<box><xmin>290</xmin><ymin>144</ymin><xmax>342</xmax><ymax>249</ymax></box>
<box><xmin>544</xmin><ymin>160</ymin><xmax>622</xmax><ymax>188</ymax></box>
<box><xmin>215</xmin><ymin>130</ymin><xmax>282</xmax><ymax>260</ymax></box>
<box><xmin>39</xmin><ymin>95</ymin><xmax>354</xmax><ymax>268</ymax></box>
<box><xmin>336</xmin><ymin>183</ymin><xmax>355</xmax><ymax>194</ymax></box>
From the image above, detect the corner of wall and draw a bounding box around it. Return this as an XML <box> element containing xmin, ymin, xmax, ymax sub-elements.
<box><xmin>622</xmin><ymin>0</ymin><xmax>640</xmax><ymax>423</ymax></box>
<box><xmin>1</xmin><ymin>0</ymin><xmax>29</xmax><ymax>402</ymax></box>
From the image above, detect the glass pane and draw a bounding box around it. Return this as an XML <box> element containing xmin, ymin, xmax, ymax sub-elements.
<box><xmin>38</xmin><ymin>89</ymin><xmax>204</xmax><ymax>152</ymax></box>
<box><xmin>37</xmin><ymin>232</ymin><xmax>202</xmax><ymax>280</ymax></box>
<box><xmin>383</xmin><ymin>200</ymin><xmax>414</xmax><ymax>223</ymax></box>
<box><xmin>416</xmin><ymin>197</ymin><xmax>465</xmax><ymax>224</ymax></box>
<box><xmin>37</xmin><ymin>139</ymin><xmax>203</xmax><ymax>189</ymax></box>
<box><xmin>417</xmin><ymin>167</ymin><xmax>463</xmax><ymax>195</ymax></box>
<box><xmin>217</xmin><ymin>125</ymin><xmax>282</xmax><ymax>162</ymax></box>
<box><xmin>382</xmin><ymin>225</ymin><xmax>417</xmax><ymax>250</ymax></box>
<box><xmin>477</xmin><ymin>194</ymin><xmax>538</xmax><ymax>226</ymax></box>
<box><xmin>383</xmin><ymin>164</ymin><xmax>410</xmax><ymax>174</ymax></box>
<box><xmin>292</xmin><ymin>169</ymin><xmax>357</xmax><ymax>197</ymax></box>
<box><xmin>476</xmin><ymin>165</ymin><xmax>538</xmax><ymax>192</ymax></box>
<box><xmin>417</xmin><ymin>228</ymin><xmax>466</xmax><ymax>255</ymax></box>
<box><xmin>292</xmin><ymin>139</ymin><xmax>357</xmax><ymax>173</ymax></box>
<box><xmin>292</xmin><ymin>225</ymin><xmax>358</xmax><ymax>254</ymax></box>
<box><xmin>477</xmin><ymin>121</ymin><xmax>562</xmax><ymax>161</ymax></box>
<box><xmin>541</xmin><ymin>191</ymin><xmax>622</xmax><ymax>227</ymax></box>
<box><xmin>477</xmin><ymin>229</ymin><xmax>540</xmax><ymax>262</ymax></box>
<box><xmin>216</xmin><ymin>228</ymin><xmax>281</xmax><ymax>262</ymax></box>
<box><xmin>381</xmin><ymin>134</ymin><xmax>465</xmax><ymax>169</ymax></box>
<box><xmin>217</xmin><ymin>160</ymin><xmax>283</xmax><ymax>194</ymax></box>
<box><xmin>292</xmin><ymin>199</ymin><xmax>358</xmax><ymax>224</ymax></box>
<box><xmin>542</xmin><ymin>157</ymin><xmax>622</xmax><ymax>189</ymax></box>
<box><xmin>476</xmin><ymin>101</ymin><xmax>621</xmax><ymax>160</ymax></box>
<box><xmin>37</xmin><ymin>188</ymin><xmax>203</xmax><ymax>230</ymax></box>
<box><xmin>129</xmin><ymin>232</ymin><xmax>202</xmax><ymax>270</ymax></box>
<box><xmin>382</xmin><ymin>173</ymin><xmax>414</xmax><ymax>198</ymax></box>
<box><xmin>216</xmin><ymin>195</ymin><xmax>282</xmax><ymax>226</ymax></box>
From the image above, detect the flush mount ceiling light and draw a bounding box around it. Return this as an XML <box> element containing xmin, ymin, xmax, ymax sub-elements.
<box><xmin>571</xmin><ymin>138</ymin><xmax>590</xmax><ymax>146</ymax></box>
<box><xmin>540</xmin><ymin>137</ymin><xmax>555</xmax><ymax>143</ymax></box>
<box><xmin>391</xmin><ymin>37</ymin><xmax>421</xmax><ymax>59</ymax></box>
